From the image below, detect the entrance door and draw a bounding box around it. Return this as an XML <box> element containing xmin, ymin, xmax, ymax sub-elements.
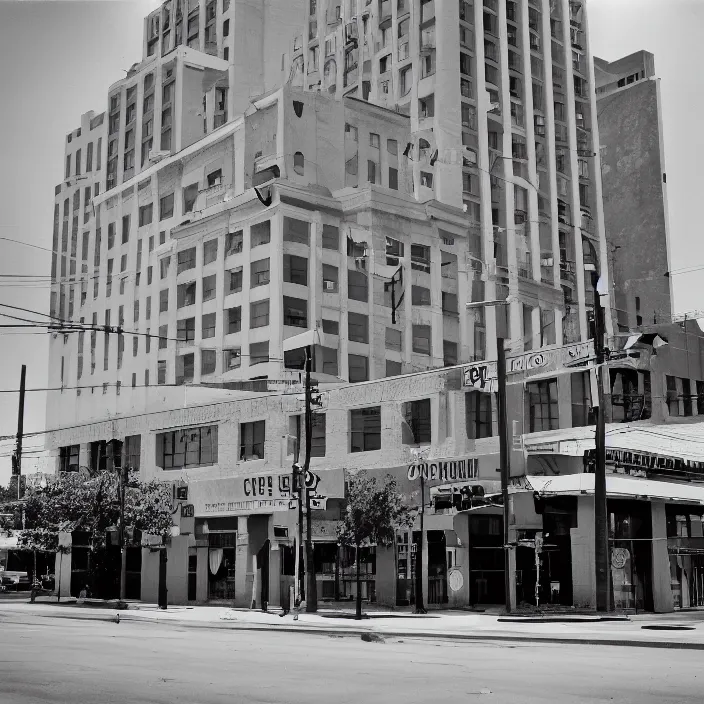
<box><xmin>427</xmin><ymin>531</ymin><xmax>448</xmax><ymax>605</ymax></box>
<box><xmin>208</xmin><ymin>533</ymin><xmax>236</xmax><ymax>601</ymax></box>
<box><xmin>187</xmin><ymin>551</ymin><xmax>197</xmax><ymax>601</ymax></box>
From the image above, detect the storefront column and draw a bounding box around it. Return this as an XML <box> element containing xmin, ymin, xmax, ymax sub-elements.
<box><xmin>268</xmin><ymin>542</ymin><xmax>281</xmax><ymax>608</ymax></box>
<box><xmin>507</xmin><ymin>532</ymin><xmax>517</xmax><ymax>612</ymax></box>
<box><xmin>651</xmin><ymin>502</ymin><xmax>674</xmax><ymax>613</ymax></box>
<box><xmin>196</xmin><ymin>545</ymin><xmax>209</xmax><ymax>602</ymax></box>
<box><xmin>166</xmin><ymin>535</ymin><xmax>189</xmax><ymax>604</ymax></box>
<box><xmin>375</xmin><ymin>544</ymin><xmax>396</xmax><ymax>607</ymax></box>
<box><xmin>571</xmin><ymin>495</ymin><xmax>596</xmax><ymax>609</ymax></box>
<box><xmin>234</xmin><ymin>531</ymin><xmax>251</xmax><ymax>608</ymax></box>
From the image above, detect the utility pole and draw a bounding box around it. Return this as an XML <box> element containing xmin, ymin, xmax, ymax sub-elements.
<box><xmin>497</xmin><ymin>338</ymin><xmax>511</xmax><ymax>613</ymax></box>
<box><xmin>118</xmin><ymin>463</ymin><xmax>128</xmax><ymax>607</ymax></box>
<box><xmin>592</xmin><ymin>272</ymin><xmax>610</xmax><ymax>612</ymax></box>
<box><xmin>13</xmin><ymin>365</ymin><xmax>26</xmax><ymax>501</ymax></box>
<box><xmin>304</xmin><ymin>345</ymin><xmax>317</xmax><ymax>613</ymax></box>
<box><xmin>414</xmin><ymin>471</ymin><xmax>426</xmax><ymax>614</ymax></box>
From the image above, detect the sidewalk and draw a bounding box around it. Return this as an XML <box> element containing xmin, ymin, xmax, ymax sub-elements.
<box><xmin>2</xmin><ymin>598</ymin><xmax>704</xmax><ymax>649</ymax></box>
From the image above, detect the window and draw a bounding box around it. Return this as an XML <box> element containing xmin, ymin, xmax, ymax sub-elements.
<box><xmin>348</xmin><ymin>312</ymin><xmax>369</xmax><ymax>343</ymax></box>
<box><xmin>203</xmin><ymin>239</ymin><xmax>218</xmax><ymax>265</ymax></box>
<box><xmin>350</xmin><ymin>407</ymin><xmax>381</xmax><ymax>452</ymax></box>
<box><xmin>226</xmin><ymin>267</ymin><xmax>243</xmax><ymax>294</ymax></box>
<box><xmin>121</xmin><ymin>215</ymin><xmax>130</xmax><ymax>244</ymax></box>
<box><xmin>250</xmin><ymin>299</ymin><xmax>270</xmax><ymax>328</ymax></box>
<box><xmin>177</xmin><ymin>317</ymin><xmax>196</xmax><ymax>342</ymax></box>
<box><xmin>176</xmin><ymin>352</ymin><xmax>195</xmax><ymax>384</ymax></box>
<box><xmin>251</xmin><ymin>220</ymin><xmax>271</xmax><ymax>247</ymax></box>
<box><xmin>321</xmin><ymin>346</ymin><xmax>338</xmax><ymax>376</ymax></box>
<box><xmin>158</xmin><ymin>360</ymin><xmax>167</xmax><ymax>384</ymax></box>
<box><xmin>684</xmin><ymin>378</ymin><xmax>694</xmax><ymax>416</ymax></box>
<box><xmin>322</xmin><ymin>319</ymin><xmax>339</xmax><ymax>336</ymax></box>
<box><xmin>159</xmin><ymin>288</ymin><xmax>169</xmax><ymax>312</ymax></box>
<box><xmin>403</xmin><ymin>399</ymin><xmax>431</xmax><ymax>444</ymax></box>
<box><xmin>411</xmin><ymin>243</ymin><xmax>431</xmax><ymax>273</ymax></box>
<box><xmin>240</xmin><ymin>420</ymin><xmax>265</xmax><ymax>460</ymax></box>
<box><xmin>412</xmin><ymin>324</ymin><xmax>431</xmax><ymax>355</ymax></box>
<box><xmin>226</xmin><ymin>230</ymin><xmax>243</xmax><ymax>256</ymax></box>
<box><xmin>348</xmin><ymin>353</ymin><xmax>369</xmax><ymax>383</ymax></box>
<box><xmin>159</xmin><ymin>324</ymin><xmax>168</xmax><ymax>349</ymax></box>
<box><xmin>385</xmin><ymin>327</ymin><xmax>402</xmax><ymax>351</ymax></box>
<box><xmin>666</xmin><ymin>375</ymin><xmax>679</xmax><ymax>416</ymax></box>
<box><xmin>177</xmin><ymin>247</ymin><xmax>196</xmax><ymax>274</ymax></box>
<box><xmin>160</xmin><ymin>256</ymin><xmax>171</xmax><ymax>279</ymax></box>
<box><xmin>293</xmin><ymin>152</ymin><xmax>305</xmax><ymax>175</ymax></box>
<box><xmin>367</xmin><ymin>160</ymin><xmax>377</xmax><ymax>184</ymax></box>
<box><xmin>348</xmin><ymin>269</ymin><xmax>368</xmax><ymax>301</ymax></box>
<box><xmin>59</xmin><ymin>445</ymin><xmax>81</xmax><ymax>473</ymax></box>
<box><xmin>526</xmin><ymin>379</ymin><xmax>559</xmax><ymax>432</ymax></box>
<box><xmin>466</xmin><ymin>391</ymin><xmax>493</xmax><ymax>439</ymax></box>
<box><xmin>157</xmin><ymin>425</ymin><xmax>218</xmax><ymax>469</ymax></box>
<box><xmin>224</xmin><ymin>348</ymin><xmax>241</xmax><ymax>370</ymax></box>
<box><xmin>177</xmin><ymin>281</ymin><xmax>196</xmax><ymax>308</ymax></box>
<box><xmin>311</xmin><ymin>414</ymin><xmax>326</xmax><ymax>457</ymax></box>
<box><xmin>202</xmin><ymin>313</ymin><xmax>216</xmax><ymax>339</ymax></box>
<box><xmin>571</xmin><ymin>371</ymin><xmax>593</xmax><ymax>428</ymax></box>
<box><xmin>284</xmin><ymin>255</ymin><xmax>308</xmax><ymax>286</ymax></box>
<box><xmin>139</xmin><ymin>203</ymin><xmax>153</xmax><ymax>227</ymax></box>
<box><xmin>443</xmin><ymin>340</ymin><xmax>458</xmax><ymax>366</ymax></box>
<box><xmin>442</xmin><ymin>291</ymin><xmax>458</xmax><ymax>314</ymax></box>
<box><xmin>283</xmin><ymin>296</ymin><xmax>307</xmax><ymax>328</ymax></box>
<box><xmin>201</xmin><ymin>349</ymin><xmax>216</xmax><ymax>375</ymax></box>
<box><xmin>386</xmin><ymin>360</ymin><xmax>402</xmax><ymax>377</ymax></box>
<box><xmin>183</xmin><ymin>183</ymin><xmax>199</xmax><ymax>213</ymax></box>
<box><xmin>160</xmin><ymin>193</ymin><xmax>174</xmax><ymax>219</ymax></box>
<box><xmin>322</xmin><ymin>224</ymin><xmax>339</xmax><ymax>250</ymax></box>
<box><xmin>400</xmin><ymin>66</ymin><xmax>412</xmax><ymax>95</ymax></box>
<box><xmin>202</xmin><ymin>274</ymin><xmax>216</xmax><ymax>302</ymax></box>
<box><xmin>283</xmin><ymin>217</ymin><xmax>310</xmax><ymax>245</ymax></box>
<box><xmin>419</xmin><ymin>95</ymin><xmax>434</xmax><ymax>119</ymax></box>
<box><xmin>108</xmin><ymin>222</ymin><xmax>116</xmax><ymax>249</ymax></box>
<box><xmin>249</xmin><ymin>341</ymin><xmax>269</xmax><ymax>365</ymax></box>
<box><xmin>226</xmin><ymin>306</ymin><xmax>241</xmax><ymax>334</ymax></box>
<box><xmin>250</xmin><ymin>258</ymin><xmax>270</xmax><ymax>287</ymax></box>
<box><xmin>389</xmin><ymin>168</ymin><xmax>398</xmax><ymax>190</ymax></box>
<box><xmin>412</xmin><ymin>285</ymin><xmax>431</xmax><ymax>306</ymax></box>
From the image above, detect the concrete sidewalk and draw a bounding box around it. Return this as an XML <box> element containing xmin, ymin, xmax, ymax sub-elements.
<box><xmin>2</xmin><ymin>598</ymin><xmax>704</xmax><ymax>649</ymax></box>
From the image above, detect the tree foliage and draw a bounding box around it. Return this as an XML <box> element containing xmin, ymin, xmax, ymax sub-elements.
<box><xmin>14</xmin><ymin>471</ymin><xmax>173</xmax><ymax>552</ymax></box>
<box><xmin>337</xmin><ymin>471</ymin><xmax>415</xmax><ymax>618</ymax></box>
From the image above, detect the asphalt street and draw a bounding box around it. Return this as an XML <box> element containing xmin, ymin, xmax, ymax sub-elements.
<box><xmin>0</xmin><ymin>613</ymin><xmax>701</xmax><ymax>704</ymax></box>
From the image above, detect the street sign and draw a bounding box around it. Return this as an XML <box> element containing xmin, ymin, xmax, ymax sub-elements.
<box><xmin>181</xmin><ymin>503</ymin><xmax>194</xmax><ymax>518</ymax></box>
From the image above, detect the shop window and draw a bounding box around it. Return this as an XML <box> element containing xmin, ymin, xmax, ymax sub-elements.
<box><xmin>240</xmin><ymin>420</ymin><xmax>265</xmax><ymax>460</ymax></box>
<box><xmin>465</xmin><ymin>391</ymin><xmax>493</xmax><ymax>439</ymax></box>
<box><xmin>526</xmin><ymin>379</ymin><xmax>558</xmax><ymax>432</ymax></box>
<box><xmin>403</xmin><ymin>399</ymin><xmax>431</xmax><ymax>444</ymax></box>
<box><xmin>350</xmin><ymin>406</ymin><xmax>381</xmax><ymax>452</ymax></box>
<box><xmin>157</xmin><ymin>425</ymin><xmax>218</xmax><ymax>469</ymax></box>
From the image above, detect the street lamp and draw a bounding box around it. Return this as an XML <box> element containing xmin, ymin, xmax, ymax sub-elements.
<box><xmin>466</xmin><ymin>297</ymin><xmax>514</xmax><ymax>614</ymax></box>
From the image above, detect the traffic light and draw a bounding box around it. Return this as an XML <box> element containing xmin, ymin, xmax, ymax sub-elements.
<box><xmin>11</xmin><ymin>453</ymin><xmax>19</xmax><ymax>476</ymax></box>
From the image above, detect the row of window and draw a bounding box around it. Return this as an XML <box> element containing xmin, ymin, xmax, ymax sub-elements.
<box><xmin>64</xmin><ymin>139</ymin><xmax>102</xmax><ymax>180</ymax></box>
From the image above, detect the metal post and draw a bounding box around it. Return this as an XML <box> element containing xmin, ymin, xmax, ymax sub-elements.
<box><xmin>14</xmin><ymin>365</ymin><xmax>26</xmax><ymax>501</ymax></box>
<box><xmin>119</xmin><ymin>465</ymin><xmax>128</xmax><ymax>606</ymax></box>
<box><xmin>158</xmin><ymin>545</ymin><xmax>168</xmax><ymax>609</ymax></box>
<box><xmin>414</xmin><ymin>472</ymin><xmax>426</xmax><ymax>613</ymax></box>
<box><xmin>304</xmin><ymin>346</ymin><xmax>317</xmax><ymax>613</ymax></box>
<box><xmin>593</xmin><ymin>273</ymin><xmax>610</xmax><ymax>612</ymax></box>
<box><xmin>497</xmin><ymin>338</ymin><xmax>512</xmax><ymax>613</ymax></box>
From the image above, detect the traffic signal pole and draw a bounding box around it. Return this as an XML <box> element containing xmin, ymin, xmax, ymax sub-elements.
<box><xmin>304</xmin><ymin>346</ymin><xmax>317</xmax><ymax>613</ymax></box>
<box><xmin>14</xmin><ymin>365</ymin><xmax>26</xmax><ymax>500</ymax></box>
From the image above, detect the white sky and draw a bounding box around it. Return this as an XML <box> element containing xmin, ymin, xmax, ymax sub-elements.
<box><xmin>0</xmin><ymin>0</ymin><xmax>701</xmax><ymax>486</ymax></box>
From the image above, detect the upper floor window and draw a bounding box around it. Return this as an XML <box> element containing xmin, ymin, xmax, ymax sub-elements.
<box><xmin>240</xmin><ymin>420</ymin><xmax>265</xmax><ymax>460</ymax></box>
<box><xmin>350</xmin><ymin>407</ymin><xmax>381</xmax><ymax>452</ymax></box>
<box><xmin>525</xmin><ymin>379</ymin><xmax>558</xmax><ymax>432</ymax></box>
<box><xmin>157</xmin><ymin>425</ymin><xmax>218</xmax><ymax>469</ymax></box>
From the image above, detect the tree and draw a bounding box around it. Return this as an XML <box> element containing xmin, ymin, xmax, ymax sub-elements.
<box><xmin>337</xmin><ymin>471</ymin><xmax>415</xmax><ymax>620</ymax></box>
<box><xmin>14</xmin><ymin>471</ymin><xmax>173</xmax><ymax>597</ymax></box>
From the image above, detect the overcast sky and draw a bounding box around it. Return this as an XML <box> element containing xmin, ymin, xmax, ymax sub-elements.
<box><xmin>0</xmin><ymin>0</ymin><xmax>701</xmax><ymax>486</ymax></box>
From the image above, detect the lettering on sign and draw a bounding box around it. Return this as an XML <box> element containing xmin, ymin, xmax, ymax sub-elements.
<box><xmin>204</xmin><ymin>499</ymin><xmax>291</xmax><ymax>514</ymax></box>
<box><xmin>584</xmin><ymin>448</ymin><xmax>704</xmax><ymax>478</ymax></box>
<box><xmin>243</xmin><ymin>474</ymin><xmax>292</xmax><ymax>498</ymax></box>
<box><xmin>463</xmin><ymin>362</ymin><xmax>497</xmax><ymax>390</ymax></box>
<box><xmin>407</xmin><ymin>459</ymin><xmax>479</xmax><ymax>482</ymax></box>
<box><xmin>181</xmin><ymin>504</ymin><xmax>195</xmax><ymax>518</ymax></box>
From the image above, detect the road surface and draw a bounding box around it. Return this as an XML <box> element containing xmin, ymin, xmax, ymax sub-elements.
<box><xmin>0</xmin><ymin>613</ymin><xmax>700</xmax><ymax>703</ymax></box>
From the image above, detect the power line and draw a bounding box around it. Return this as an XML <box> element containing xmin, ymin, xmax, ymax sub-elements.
<box><xmin>0</xmin><ymin>237</ymin><xmax>53</xmax><ymax>254</ymax></box>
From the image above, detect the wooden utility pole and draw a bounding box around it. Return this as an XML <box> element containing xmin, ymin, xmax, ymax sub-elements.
<box><xmin>304</xmin><ymin>346</ymin><xmax>317</xmax><ymax>612</ymax></box>
<box><xmin>497</xmin><ymin>339</ymin><xmax>512</xmax><ymax>613</ymax></box>
<box><xmin>13</xmin><ymin>365</ymin><xmax>26</xmax><ymax>500</ymax></box>
<box><xmin>592</xmin><ymin>273</ymin><xmax>610</xmax><ymax>612</ymax></box>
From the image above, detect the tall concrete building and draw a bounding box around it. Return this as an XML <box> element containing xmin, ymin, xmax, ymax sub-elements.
<box><xmin>594</xmin><ymin>50</ymin><xmax>673</xmax><ymax>331</ymax></box>
<box><xmin>52</xmin><ymin>1</ymin><xmax>704</xmax><ymax>616</ymax></box>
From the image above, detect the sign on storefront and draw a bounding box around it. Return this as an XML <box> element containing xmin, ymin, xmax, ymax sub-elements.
<box><xmin>407</xmin><ymin>458</ymin><xmax>479</xmax><ymax>482</ymax></box>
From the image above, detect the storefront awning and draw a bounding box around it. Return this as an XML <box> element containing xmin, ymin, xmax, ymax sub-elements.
<box><xmin>524</xmin><ymin>420</ymin><xmax>704</xmax><ymax>465</ymax></box>
<box><xmin>524</xmin><ymin>474</ymin><xmax>704</xmax><ymax>505</ymax></box>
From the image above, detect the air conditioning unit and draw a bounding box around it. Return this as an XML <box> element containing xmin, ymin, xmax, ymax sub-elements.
<box><xmin>323</xmin><ymin>280</ymin><xmax>336</xmax><ymax>291</ymax></box>
<box><xmin>540</xmin><ymin>256</ymin><xmax>554</xmax><ymax>267</ymax></box>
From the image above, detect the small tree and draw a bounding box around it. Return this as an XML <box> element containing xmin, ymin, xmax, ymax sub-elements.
<box><xmin>337</xmin><ymin>471</ymin><xmax>415</xmax><ymax>620</ymax></box>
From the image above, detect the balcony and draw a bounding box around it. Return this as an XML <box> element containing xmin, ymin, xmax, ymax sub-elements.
<box><xmin>517</xmin><ymin>251</ymin><xmax>532</xmax><ymax>280</ymax></box>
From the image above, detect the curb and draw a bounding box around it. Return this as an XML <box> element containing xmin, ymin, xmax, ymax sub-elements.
<box><xmin>3</xmin><ymin>607</ymin><xmax>704</xmax><ymax>650</ymax></box>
